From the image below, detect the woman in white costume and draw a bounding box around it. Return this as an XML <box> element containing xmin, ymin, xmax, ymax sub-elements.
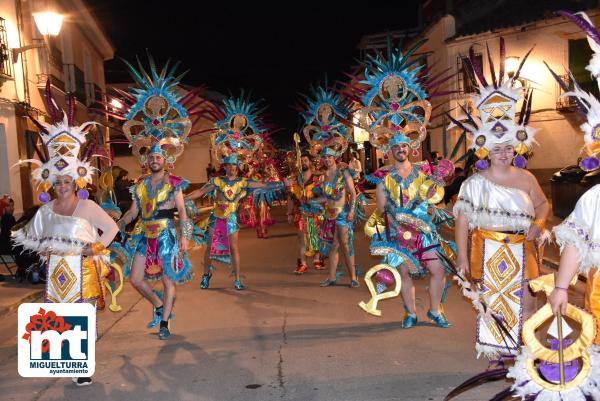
<box><xmin>12</xmin><ymin>86</ymin><xmax>118</xmax><ymax>386</ymax></box>
<box><xmin>450</xmin><ymin>39</ymin><xmax>550</xmax><ymax>364</ymax></box>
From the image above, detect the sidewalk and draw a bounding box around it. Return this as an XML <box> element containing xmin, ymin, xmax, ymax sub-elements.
<box><xmin>0</xmin><ymin>275</ymin><xmax>44</xmax><ymax>316</ymax></box>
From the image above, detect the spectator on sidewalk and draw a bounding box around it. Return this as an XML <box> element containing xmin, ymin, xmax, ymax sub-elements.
<box><xmin>0</xmin><ymin>197</ymin><xmax>16</xmax><ymax>255</ymax></box>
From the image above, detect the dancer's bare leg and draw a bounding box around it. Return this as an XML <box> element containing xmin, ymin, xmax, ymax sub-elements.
<box><xmin>203</xmin><ymin>228</ymin><xmax>214</xmax><ymax>275</ymax></box>
<box><xmin>230</xmin><ymin>231</ymin><xmax>241</xmax><ymax>280</ymax></box>
<box><xmin>399</xmin><ymin>264</ymin><xmax>416</xmax><ymax>314</ymax></box>
<box><xmin>130</xmin><ymin>254</ymin><xmax>162</xmax><ymax>307</ymax></box>
<box><xmin>161</xmin><ymin>275</ymin><xmax>176</xmax><ymax>320</ymax></box>
<box><xmin>336</xmin><ymin>225</ymin><xmax>356</xmax><ymax>281</ymax></box>
<box><xmin>424</xmin><ymin>250</ymin><xmax>446</xmax><ymax>314</ymax></box>
<box><xmin>327</xmin><ymin>237</ymin><xmax>340</xmax><ymax>281</ymax></box>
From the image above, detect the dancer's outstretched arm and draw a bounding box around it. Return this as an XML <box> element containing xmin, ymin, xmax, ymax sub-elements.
<box><xmin>187</xmin><ymin>182</ymin><xmax>216</xmax><ymax>201</ymax></box>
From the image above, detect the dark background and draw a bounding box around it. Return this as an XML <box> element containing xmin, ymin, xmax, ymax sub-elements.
<box><xmin>86</xmin><ymin>1</ymin><xmax>420</xmax><ymax>144</ymax></box>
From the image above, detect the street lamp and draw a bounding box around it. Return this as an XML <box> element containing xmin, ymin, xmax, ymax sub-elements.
<box><xmin>505</xmin><ymin>56</ymin><xmax>520</xmax><ymax>79</ymax></box>
<box><xmin>11</xmin><ymin>11</ymin><xmax>63</xmax><ymax>62</ymax></box>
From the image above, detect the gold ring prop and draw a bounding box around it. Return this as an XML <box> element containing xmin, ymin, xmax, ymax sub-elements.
<box><xmin>358</xmin><ymin>264</ymin><xmax>402</xmax><ymax>317</ymax></box>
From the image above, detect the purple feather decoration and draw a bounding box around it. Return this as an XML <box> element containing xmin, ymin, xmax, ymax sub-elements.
<box><xmin>557</xmin><ymin>11</ymin><xmax>600</xmax><ymax>46</ymax></box>
<box><xmin>443</xmin><ymin>368</ymin><xmax>509</xmax><ymax>401</ymax></box>
<box><xmin>446</xmin><ymin>113</ymin><xmax>473</xmax><ymax>133</ymax></box>
<box><xmin>512</xmin><ymin>46</ymin><xmax>535</xmax><ymax>82</ymax></box>
<box><xmin>498</xmin><ymin>37</ymin><xmax>505</xmax><ymax>86</ymax></box>
<box><xmin>489</xmin><ymin>388</ymin><xmax>516</xmax><ymax>401</ymax></box>
<box><xmin>486</xmin><ymin>42</ymin><xmax>498</xmax><ymax>88</ymax></box>
<box><xmin>68</xmin><ymin>95</ymin><xmax>75</xmax><ymax>126</ymax></box>
<box><xmin>27</xmin><ymin>114</ymin><xmax>49</xmax><ymax>135</ymax></box>
<box><xmin>45</xmin><ymin>80</ymin><xmax>58</xmax><ymax>124</ymax></box>
<box><xmin>524</xmin><ymin>90</ymin><xmax>533</xmax><ymax>125</ymax></box>
<box><xmin>469</xmin><ymin>46</ymin><xmax>488</xmax><ymax>87</ymax></box>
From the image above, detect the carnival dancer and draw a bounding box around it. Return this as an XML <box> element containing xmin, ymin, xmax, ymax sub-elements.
<box><xmin>12</xmin><ymin>84</ymin><xmax>119</xmax><ymax>386</ymax></box>
<box><xmin>451</xmin><ymin>39</ymin><xmax>549</xmax><ymax>361</ymax></box>
<box><xmin>286</xmin><ymin>152</ymin><xmax>324</xmax><ymax>274</ymax></box>
<box><xmin>549</xmin><ymin>10</ymin><xmax>600</xmax><ymax>348</ymax></box>
<box><xmin>300</xmin><ymin>85</ymin><xmax>364</xmax><ymax>287</ymax></box>
<box><xmin>343</xmin><ymin>38</ymin><xmax>458</xmax><ymax>327</ymax></box>
<box><xmin>187</xmin><ymin>95</ymin><xmax>284</xmax><ymax>290</ymax></box>
<box><xmin>114</xmin><ymin>58</ymin><xmax>197</xmax><ymax>341</ymax></box>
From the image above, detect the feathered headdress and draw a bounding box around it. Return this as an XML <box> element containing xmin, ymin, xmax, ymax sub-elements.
<box><xmin>344</xmin><ymin>38</ymin><xmax>453</xmax><ymax>155</ymax></box>
<box><xmin>20</xmin><ymin>80</ymin><xmax>99</xmax><ymax>202</ymax></box>
<box><xmin>547</xmin><ymin>11</ymin><xmax>600</xmax><ymax>172</ymax></box>
<box><xmin>211</xmin><ymin>93</ymin><xmax>267</xmax><ymax>167</ymax></box>
<box><xmin>118</xmin><ymin>55</ymin><xmax>193</xmax><ymax>169</ymax></box>
<box><xmin>295</xmin><ymin>84</ymin><xmax>353</xmax><ymax>158</ymax></box>
<box><xmin>447</xmin><ymin>38</ymin><xmax>537</xmax><ymax>170</ymax></box>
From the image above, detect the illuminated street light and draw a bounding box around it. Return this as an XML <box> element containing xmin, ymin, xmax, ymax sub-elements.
<box><xmin>11</xmin><ymin>11</ymin><xmax>63</xmax><ymax>62</ymax></box>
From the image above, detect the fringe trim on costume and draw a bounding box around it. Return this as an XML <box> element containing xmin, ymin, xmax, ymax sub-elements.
<box><xmin>475</xmin><ymin>343</ymin><xmax>504</xmax><ymax>359</ymax></box>
<box><xmin>508</xmin><ymin>346</ymin><xmax>600</xmax><ymax>401</ymax></box>
<box><xmin>453</xmin><ymin>200</ymin><xmax>532</xmax><ymax>232</ymax></box>
<box><xmin>12</xmin><ymin>228</ymin><xmax>85</xmax><ymax>258</ymax></box>
<box><xmin>553</xmin><ymin>221</ymin><xmax>600</xmax><ymax>276</ymax></box>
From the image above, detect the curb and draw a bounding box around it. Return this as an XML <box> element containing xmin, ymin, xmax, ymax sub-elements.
<box><xmin>0</xmin><ymin>290</ymin><xmax>44</xmax><ymax>317</ymax></box>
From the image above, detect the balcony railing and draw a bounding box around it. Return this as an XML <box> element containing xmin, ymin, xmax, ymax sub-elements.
<box><xmin>556</xmin><ymin>74</ymin><xmax>579</xmax><ymax>111</ymax></box>
<box><xmin>0</xmin><ymin>17</ymin><xmax>13</xmax><ymax>79</ymax></box>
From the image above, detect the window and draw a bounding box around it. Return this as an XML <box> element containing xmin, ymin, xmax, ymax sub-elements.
<box><xmin>569</xmin><ymin>38</ymin><xmax>599</xmax><ymax>98</ymax></box>
<box><xmin>457</xmin><ymin>54</ymin><xmax>481</xmax><ymax>94</ymax></box>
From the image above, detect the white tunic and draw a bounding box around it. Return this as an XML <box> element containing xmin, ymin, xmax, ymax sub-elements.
<box><xmin>553</xmin><ymin>184</ymin><xmax>600</xmax><ymax>275</ymax></box>
<box><xmin>12</xmin><ymin>199</ymin><xmax>118</xmax><ymax>255</ymax></box>
<box><xmin>453</xmin><ymin>174</ymin><xmax>535</xmax><ymax>232</ymax></box>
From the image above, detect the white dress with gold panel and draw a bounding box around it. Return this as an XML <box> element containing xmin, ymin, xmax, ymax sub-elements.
<box><xmin>454</xmin><ymin>174</ymin><xmax>541</xmax><ymax>358</ymax></box>
<box><xmin>12</xmin><ymin>200</ymin><xmax>118</xmax><ymax>308</ymax></box>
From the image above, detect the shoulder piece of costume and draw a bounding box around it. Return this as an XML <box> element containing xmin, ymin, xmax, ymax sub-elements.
<box><xmin>554</xmin><ymin>183</ymin><xmax>600</xmax><ymax>276</ymax></box>
<box><xmin>547</xmin><ymin>12</ymin><xmax>600</xmax><ymax>172</ymax></box>
<box><xmin>453</xmin><ymin>173</ymin><xmax>535</xmax><ymax>231</ymax></box>
<box><xmin>18</xmin><ymin>80</ymin><xmax>99</xmax><ymax>203</ymax></box>
<box><xmin>447</xmin><ymin>38</ymin><xmax>537</xmax><ymax>170</ymax></box>
<box><xmin>211</xmin><ymin>94</ymin><xmax>267</xmax><ymax>168</ymax></box>
<box><xmin>297</xmin><ymin>84</ymin><xmax>353</xmax><ymax>158</ymax></box>
<box><xmin>11</xmin><ymin>202</ymin><xmax>97</xmax><ymax>255</ymax></box>
<box><xmin>211</xmin><ymin>176</ymin><xmax>249</xmax><ymax>202</ymax></box>
<box><xmin>133</xmin><ymin>173</ymin><xmax>189</xmax><ymax>220</ymax></box>
<box><xmin>119</xmin><ymin>56</ymin><xmax>193</xmax><ymax>169</ymax></box>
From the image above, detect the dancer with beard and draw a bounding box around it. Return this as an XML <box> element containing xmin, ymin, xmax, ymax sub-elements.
<box><xmin>116</xmin><ymin>58</ymin><xmax>196</xmax><ymax>341</ymax></box>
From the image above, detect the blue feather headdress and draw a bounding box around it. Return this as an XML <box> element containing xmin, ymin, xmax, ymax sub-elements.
<box><xmin>297</xmin><ymin>84</ymin><xmax>353</xmax><ymax>158</ymax></box>
<box><xmin>211</xmin><ymin>93</ymin><xmax>267</xmax><ymax>166</ymax></box>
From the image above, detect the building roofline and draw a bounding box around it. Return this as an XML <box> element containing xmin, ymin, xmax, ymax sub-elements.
<box><xmin>59</xmin><ymin>0</ymin><xmax>115</xmax><ymax>60</ymax></box>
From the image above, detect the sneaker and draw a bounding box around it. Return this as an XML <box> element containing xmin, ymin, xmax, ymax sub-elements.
<box><xmin>294</xmin><ymin>260</ymin><xmax>309</xmax><ymax>275</ymax></box>
<box><xmin>313</xmin><ymin>260</ymin><xmax>326</xmax><ymax>270</ymax></box>
<box><xmin>426</xmin><ymin>310</ymin><xmax>451</xmax><ymax>328</ymax></box>
<box><xmin>401</xmin><ymin>313</ymin><xmax>418</xmax><ymax>329</ymax></box>
<box><xmin>72</xmin><ymin>377</ymin><xmax>93</xmax><ymax>386</ymax></box>
<box><xmin>234</xmin><ymin>279</ymin><xmax>245</xmax><ymax>290</ymax></box>
<box><xmin>319</xmin><ymin>278</ymin><xmax>337</xmax><ymax>287</ymax></box>
<box><xmin>350</xmin><ymin>280</ymin><xmax>360</xmax><ymax>288</ymax></box>
<box><xmin>147</xmin><ymin>306</ymin><xmax>163</xmax><ymax>329</ymax></box>
<box><xmin>158</xmin><ymin>325</ymin><xmax>171</xmax><ymax>340</ymax></box>
<box><xmin>200</xmin><ymin>271</ymin><xmax>213</xmax><ymax>289</ymax></box>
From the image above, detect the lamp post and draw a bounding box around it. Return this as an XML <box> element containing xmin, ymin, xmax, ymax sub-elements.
<box><xmin>11</xmin><ymin>11</ymin><xmax>63</xmax><ymax>62</ymax></box>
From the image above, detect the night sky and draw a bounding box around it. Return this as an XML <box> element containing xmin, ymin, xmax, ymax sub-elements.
<box><xmin>87</xmin><ymin>1</ymin><xmax>420</xmax><ymax>145</ymax></box>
